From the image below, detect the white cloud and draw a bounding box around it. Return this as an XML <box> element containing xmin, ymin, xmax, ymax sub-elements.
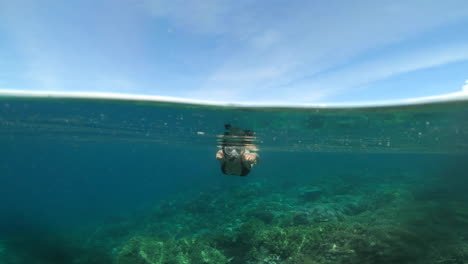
<box><xmin>281</xmin><ymin>43</ymin><xmax>468</xmax><ymax>102</ymax></box>
<box><xmin>160</xmin><ymin>0</ymin><xmax>468</xmax><ymax>101</ymax></box>
<box><xmin>317</xmin><ymin>44</ymin><xmax>468</xmax><ymax>88</ymax></box>
<box><xmin>191</xmin><ymin>42</ymin><xmax>468</xmax><ymax>103</ymax></box>
<box><xmin>463</xmin><ymin>80</ymin><xmax>468</xmax><ymax>92</ymax></box>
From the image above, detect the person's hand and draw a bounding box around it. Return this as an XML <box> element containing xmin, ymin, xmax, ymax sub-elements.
<box><xmin>216</xmin><ymin>150</ymin><xmax>224</xmax><ymax>160</ymax></box>
<box><xmin>243</xmin><ymin>153</ymin><xmax>259</xmax><ymax>164</ymax></box>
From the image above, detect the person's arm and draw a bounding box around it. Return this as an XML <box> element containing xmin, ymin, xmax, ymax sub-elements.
<box><xmin>216</xmin><ymin>150</ymin><xmax>224</xmax><ymax>163</ymax></box>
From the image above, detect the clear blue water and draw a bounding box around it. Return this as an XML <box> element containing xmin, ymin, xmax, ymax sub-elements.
<box><xmin>0</xmin><ymin>97</ymin><xmax>467</xmax><ymax>263</ymax></box>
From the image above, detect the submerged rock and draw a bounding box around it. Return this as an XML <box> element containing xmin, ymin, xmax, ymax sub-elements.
<box><xmin>310</xmin><ymin>204</ymin><xmax>344</xmax><ymax>222</ymax></box>
<box><xmin>299</xmin><ymin>187</ymin><xmax>323</xmax><ymax>202</ymax></box>
<box><xmin>246</xmin><ymin>209</ymin><xmax>276</xmax><ymax>224</ymax></box>
<box><xmin>292</xmin><ymin>213</ymin><xmax>312</xmax><ymax>225</ymax></box>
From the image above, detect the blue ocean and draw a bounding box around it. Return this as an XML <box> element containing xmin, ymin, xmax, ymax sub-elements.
<box><xmin>1</xmin><ymin>96</ymin><xmax>468</xmax><ymax>264</ymax></box>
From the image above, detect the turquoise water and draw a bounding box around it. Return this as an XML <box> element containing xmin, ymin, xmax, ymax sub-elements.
<box><xmin>1</xmin><ymin>97</ymin><xmax>468</xmax><ymax>263</ymax></box>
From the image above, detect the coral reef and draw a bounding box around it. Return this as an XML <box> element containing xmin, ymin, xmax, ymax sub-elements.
<box><xmin>116</xmin><ymin>236</ymin><xmax>227</xmax><ymax>264</ymax></box>
<box><xmin>3</xmin><ymin>171</ymin><xmax>467</xmax><ymax>264</ymax></box>
<box><xmin>103</xmin><ymin>173</ymin><xmax>468</xmax><ymax>264</ymax></box>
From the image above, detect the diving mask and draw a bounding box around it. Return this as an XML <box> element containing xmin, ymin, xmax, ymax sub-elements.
<box><xmin>223</xmin><ymin>146</ymin><xmax>245</xmax><ymax>159</ymax></box>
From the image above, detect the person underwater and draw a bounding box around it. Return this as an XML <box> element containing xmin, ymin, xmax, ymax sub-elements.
<box><xmin>216</xmin><ymin>124</ymin><xmax>260</xmax><ymax>176</ymax></box>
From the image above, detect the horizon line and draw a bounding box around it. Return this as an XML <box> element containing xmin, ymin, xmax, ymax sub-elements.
<box><xmin>0</xmin><ymin>89</ymin><xmax>467</xmax><ymax>109</ymax></box>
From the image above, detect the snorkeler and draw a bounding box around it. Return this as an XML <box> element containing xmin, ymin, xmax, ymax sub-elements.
<box><xmin>216</xmin><ymin>124</ymin><xmax>260</xmax><ymax>176</ymax></box>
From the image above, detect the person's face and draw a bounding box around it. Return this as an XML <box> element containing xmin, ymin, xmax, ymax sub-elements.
<box><xmin>224</xmin><ymin>146</ymin><xmax>244</xmax><ymax>160</ymax></box>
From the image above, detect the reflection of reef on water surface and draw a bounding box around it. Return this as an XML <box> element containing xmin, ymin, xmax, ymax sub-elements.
<box><xmin>3</xmin><ymin>170</ymin><xmax>468</xmax><ymax>264</ymax></box>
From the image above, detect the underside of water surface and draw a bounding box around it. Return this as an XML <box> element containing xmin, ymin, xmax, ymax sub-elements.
<box><xmin>1</xmin><ymin>95</ymin><xmax>468</xmax><ymax>264</ymax></box>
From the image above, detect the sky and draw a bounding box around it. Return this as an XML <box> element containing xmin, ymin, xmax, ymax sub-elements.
<box><xmin>1</xmin><ymin>0</ymin><xmax>468</xmax><ymax>104</ymax></box>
